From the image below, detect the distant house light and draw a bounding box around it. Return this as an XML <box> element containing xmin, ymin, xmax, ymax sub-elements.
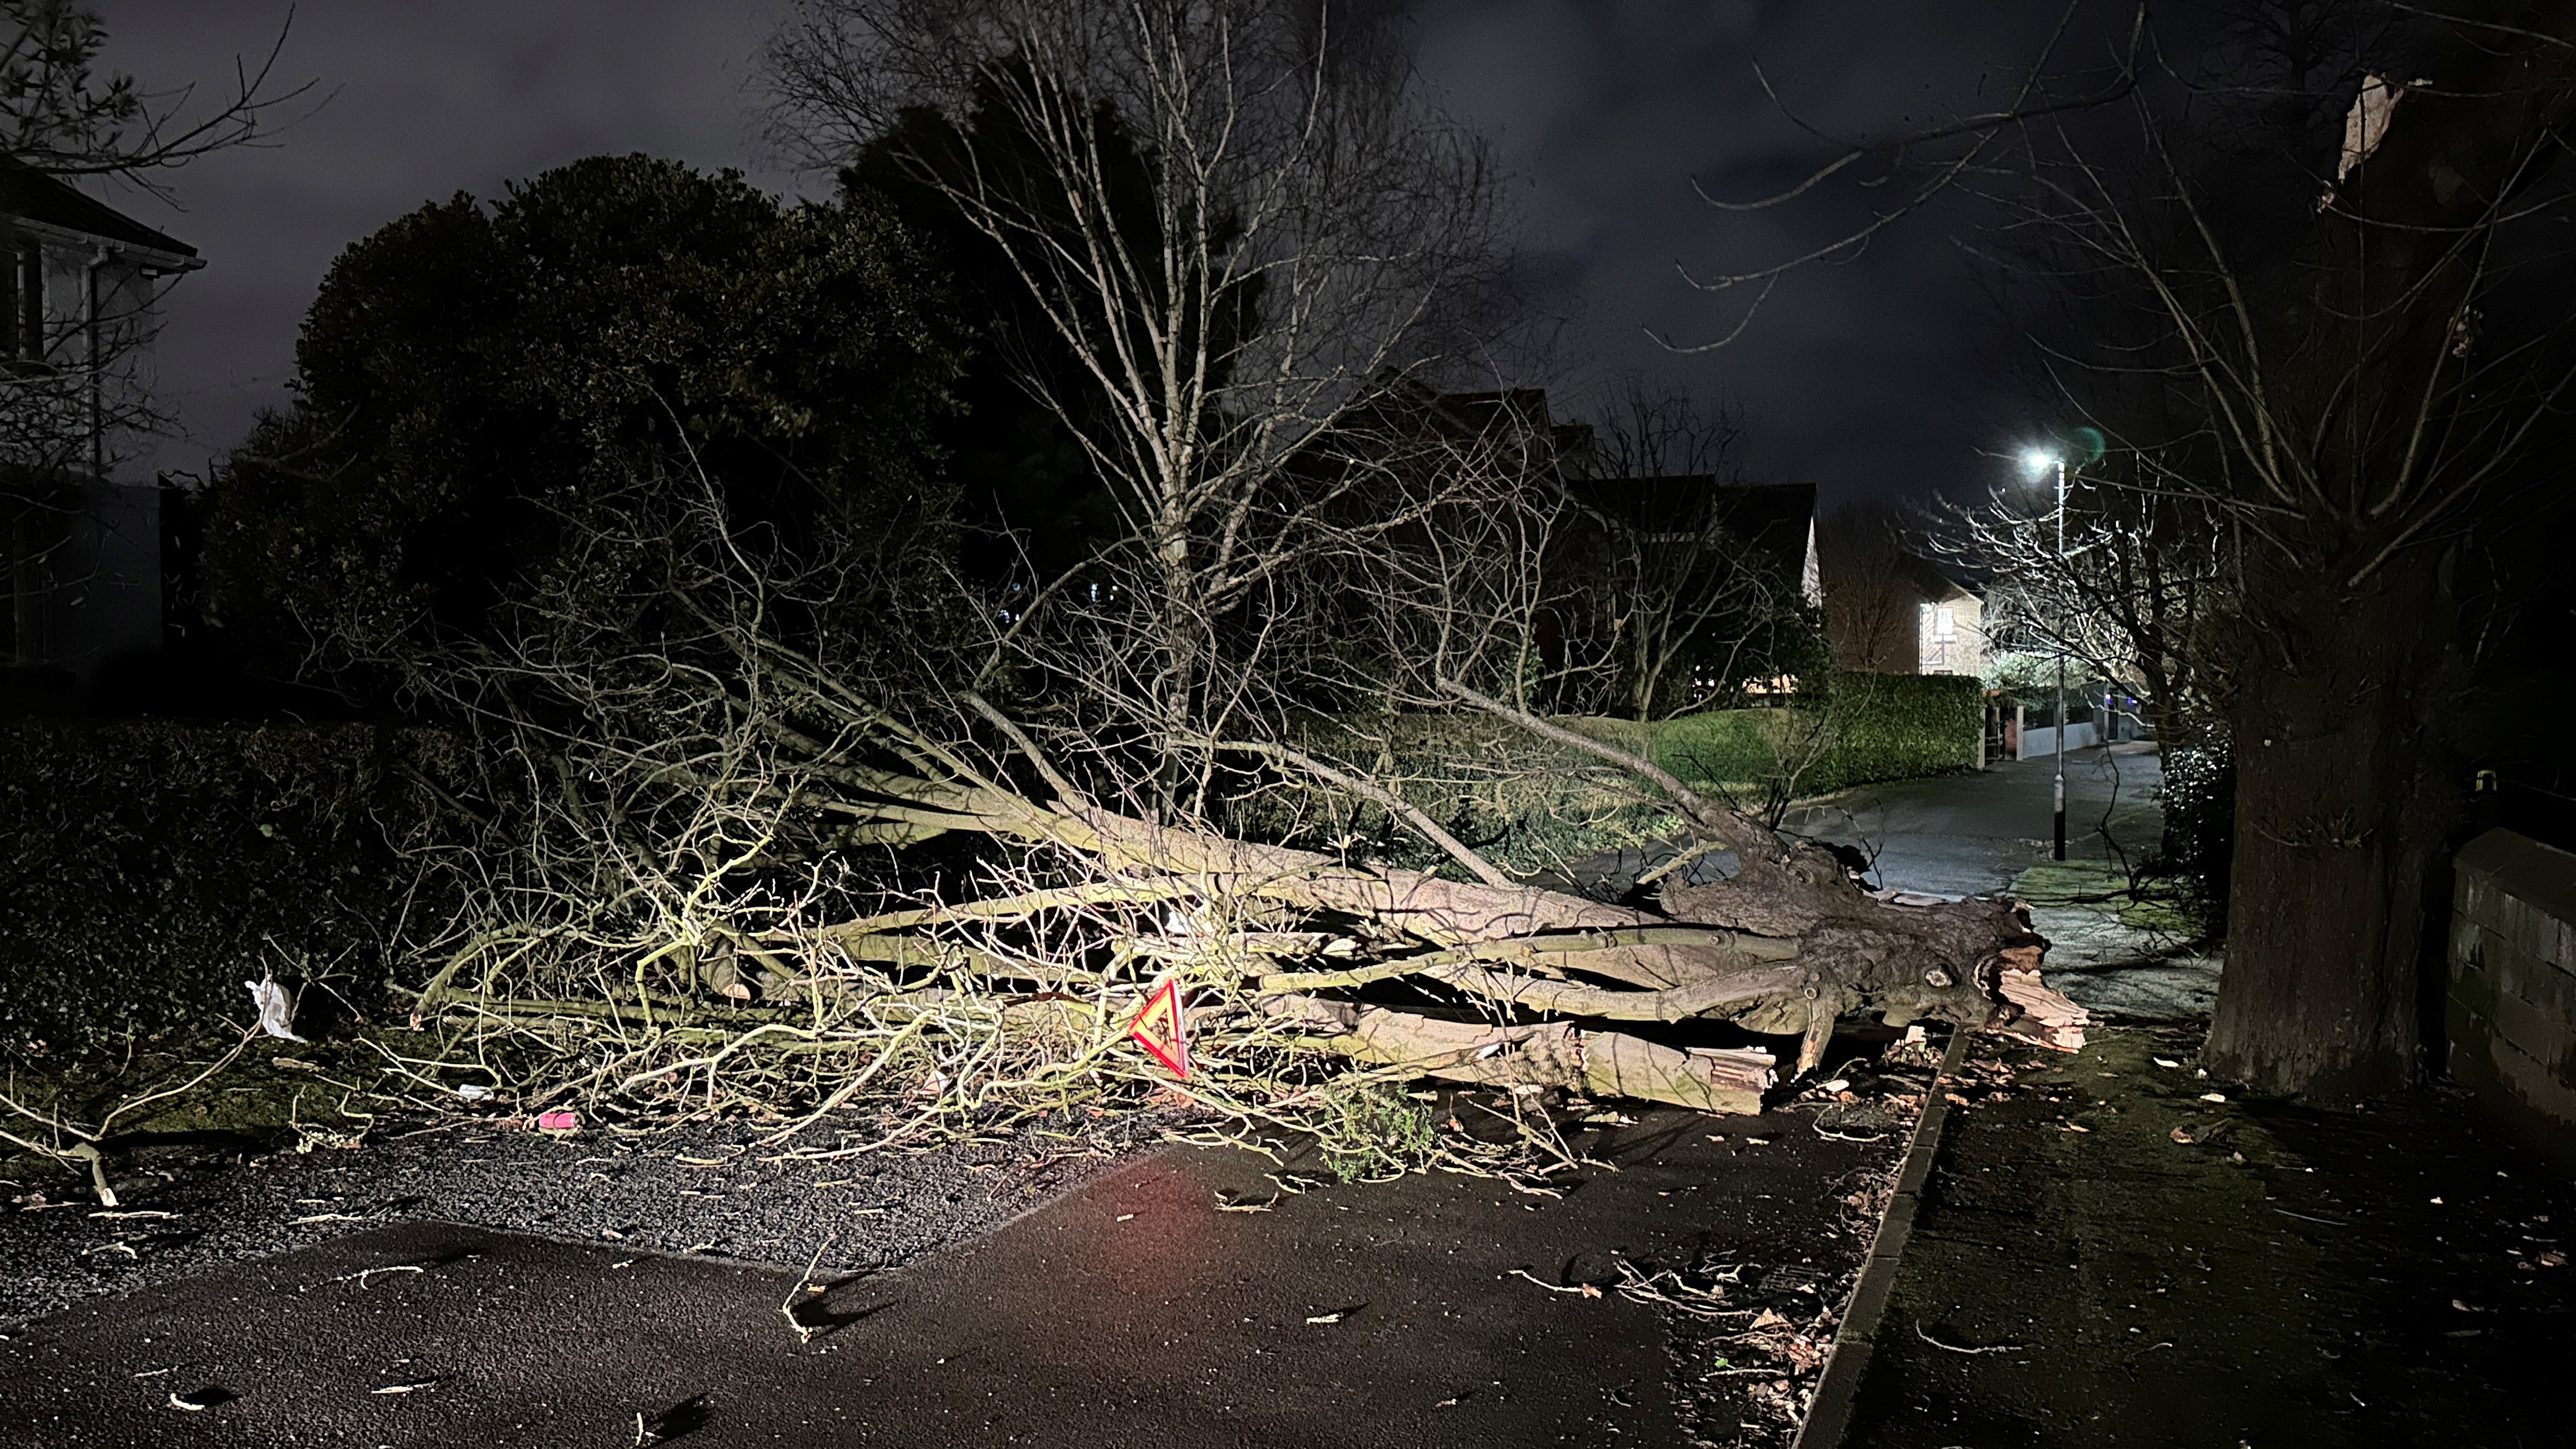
<box><xmin>1934</xmin><ymin>606</ymin><xmax>1956</xmax><ymax>640</ymax></box>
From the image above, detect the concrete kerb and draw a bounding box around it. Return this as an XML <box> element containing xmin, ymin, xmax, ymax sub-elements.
<box><xmin>1789</xmin><ymin>1027</ymin><xmax>1970</xmax><ymax>1449</ymax></box>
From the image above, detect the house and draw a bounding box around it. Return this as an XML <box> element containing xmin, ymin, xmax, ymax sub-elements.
<box><xmin>1561</xmin><ymin>471</ymin><xmax>1821</xmax><ymax>606</ymax></box>
<box><xmin>1831</xmin><ymin>548</ymin><xmax>1988</xmax><ymax>678</ymax></box>
<box><xmin>1300</xmin><ymin>376</ymin><xmax>1824</xmax><ymax>714</ymax></box>
<box><xmin>0</xmin><ymin>157</ymin><xmax>201</xmax><ymax>712</ymax></box>
<box><xmin>1908</xmin><ymin>558</ymin><xmax>1987</xmax><ymax>677</ymax></box>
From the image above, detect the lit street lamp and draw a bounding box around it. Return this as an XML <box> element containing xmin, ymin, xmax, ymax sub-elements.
<box><xmin>2021</xmin><ymin>446</ymin><xmax>2070</xmax><ymax>862</ymax></box>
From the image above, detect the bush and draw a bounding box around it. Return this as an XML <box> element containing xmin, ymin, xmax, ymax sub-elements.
<box><xmin>0</xmin><ymin>721</ymin><xmax>469</xmax><ymax>1057</ymax></box>
<box><xmin>2156</xmin><ymin>735</ymin><xmax>2234</xmax><ymax>933</ymax></box>
<box><xmin>1650</xmin><ymin>672</ymin><xmax>1984</xmax><ymax>798</ymax></box>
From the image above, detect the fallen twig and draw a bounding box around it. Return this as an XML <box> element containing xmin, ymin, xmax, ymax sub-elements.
<box><xmin>1507</xmin><ymin>1267</ymin><xmax>1602</xmax><ymax>1298</ymax></box>
<box><xmin>1914</xmin><ymin>1320</ymin><xmax>2020</xmax><ymax>1354</ymax></box>
<box><xmin>780</xmin><ymin>1230</ymin><xmax>839</xmax><ymax>1344</ymax></box>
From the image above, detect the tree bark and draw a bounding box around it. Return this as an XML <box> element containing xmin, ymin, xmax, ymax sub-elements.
<box><xmin>2200</xmin><ymin>6</ymin><xmax>2576</xmax><ymax>1094</ymax></box>
<box><xmin>2205</xmin><ymin>553</ymin><xmax>2468</xmax><ymax>1093</ymax></box>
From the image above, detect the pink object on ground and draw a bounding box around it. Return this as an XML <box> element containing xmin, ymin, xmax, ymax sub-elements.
<box><xmin>534</xmin><ymin>1110</ymin><xmax>579</xmax><ymax>1132</ymax></box>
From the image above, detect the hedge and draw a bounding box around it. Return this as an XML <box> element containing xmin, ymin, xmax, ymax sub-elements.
<box><xmin>0</xmin><ymin>721</ymin><xmax>470</xmax><ymax>1056</ymax></box>
<box><xmin>1630</xmin><ymin>671</ymin><xmax>1985</xmax><ymax>800</ymax></box>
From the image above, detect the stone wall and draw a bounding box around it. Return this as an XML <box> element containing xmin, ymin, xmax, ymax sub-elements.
<box><xmin>2447</xmin><ymin>828</ymin><xmax>2576</xmax><ymax>1170</ymax></box>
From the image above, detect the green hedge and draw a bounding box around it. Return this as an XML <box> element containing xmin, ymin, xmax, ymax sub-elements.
<box><xmin>1802</xmin><ymin>671</ymin><xmax>1986</xmax><ymax>792</ymax></box>
<box><xmin>0</xmin><ymin>721</ymin><xmax>469</xmax><ymax>1056</ymax></box>
<box><xmin>1635</xmin><ymin>671</ymin><xmax>1984</xmax><ymax>800</ymax></box>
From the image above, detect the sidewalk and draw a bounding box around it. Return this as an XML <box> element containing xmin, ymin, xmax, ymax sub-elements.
<box><xmin>1784</xmin><ymin>751</ymin><xmax>2575</xmax><ymax>1447</ymax></box>
<box><xmin>1832</xmin><ymin>1029</ymin><xmax>2574</xmax><ymax>1448</ymax></box>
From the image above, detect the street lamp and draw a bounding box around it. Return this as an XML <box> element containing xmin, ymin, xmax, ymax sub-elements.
<box><xmin>2021</xmin><ymin>446</ymin><xmax>2070</xmax><ymax>861</ymax></box>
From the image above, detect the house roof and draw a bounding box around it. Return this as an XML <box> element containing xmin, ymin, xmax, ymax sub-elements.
<box><xmin>1570</xmin><ymin>473</ymin><xmax>1816</xmax><ymax>568</ymax></box>
<box><xmin>1893</xmin><ymin>551</ymin><xmax>1982</xmax><ymax>603</ymax></box>
<box><xmin>0</xmin><ymin>156</ymin><xmax>198</xmax><ymax>261</ymax></box>
<box><xmin>1708</xmin><ymin>481</ymin><xmax>1816</xmax><ymax>566</ymax></box>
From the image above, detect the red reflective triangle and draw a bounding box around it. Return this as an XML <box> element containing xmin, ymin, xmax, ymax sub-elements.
<box><xmin>1128</xmin><ymin>978</ymin><xmax>1190</xmax><ymax>1078</ymax></box>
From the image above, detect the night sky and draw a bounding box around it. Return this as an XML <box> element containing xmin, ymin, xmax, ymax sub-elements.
<box><xmin>98</xmin><ymin>0</ymin><xmax>2095</xmax><ymax>511</ymax></box>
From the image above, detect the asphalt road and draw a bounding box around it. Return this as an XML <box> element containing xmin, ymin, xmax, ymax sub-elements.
<box><xmin>1562</xmin><ymin>746</ymin><xmax>2164</xmax><ymax>903</ymax></box>
<box><xmin>0</xmin><ymin>1091</ymin><xmax>1917</xmax><ymax>1448</ymax></box>
<box><xmin>1778</xmin><ymin>745</ymin><xmax>2166</xmax><ymax>902</ymax></box>
<box><xmin>1</xmin><ymin>1110</ymin><xmax>1157</xmax><ymax>1332</ymax></box>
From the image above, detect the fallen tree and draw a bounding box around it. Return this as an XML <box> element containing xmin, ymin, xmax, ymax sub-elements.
<box><xmin>199</xmin><ymin>0</ymin><xmax>2083</xmax><ymax>1153</ymax></box>
<box><xmin>404</xmin><ymin>646</ymin><xmax>2083</xmax><ymax>1127</ymax></box>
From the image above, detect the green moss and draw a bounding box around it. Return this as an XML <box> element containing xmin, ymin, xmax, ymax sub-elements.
<box><xmin>2013</xmin><ymin>859</ymin><xmax>2203</xmax><ymax>939</ymax></box>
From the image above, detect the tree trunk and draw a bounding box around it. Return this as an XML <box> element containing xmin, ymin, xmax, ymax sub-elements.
<box><xmin>2204</xmin><ymin>551</ymin><xmax>2468</xmax><ymax>1095</ymax></box>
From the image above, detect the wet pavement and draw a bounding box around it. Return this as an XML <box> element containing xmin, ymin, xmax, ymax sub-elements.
<box><xmin>1</xmin><ymin>1094</ymin><xmax>1913</xmax><ymax>1447</ymax></box>
<box><xmin>1778</xmin><ymin>746</ymin><xmax>2164</xmax><ymax>904</ymax></box>
<box><xmin>1836</xmin><ymin>1027</ymin><xmax>2573</xmax><ymax>1448</ymax></box>
<box><xmin>0</xmin><ymin>1110</ymin><xmax>1153</xmax><ymax>1333</ymax></box>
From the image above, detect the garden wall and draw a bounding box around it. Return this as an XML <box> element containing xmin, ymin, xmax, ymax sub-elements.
<box><xmin>2447</xmin><ymin>827</ymin><xmax>2576</xmax><ymax>1172</ymax></box>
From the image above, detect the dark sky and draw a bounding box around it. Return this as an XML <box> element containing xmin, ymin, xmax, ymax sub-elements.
<box><xmin>98</xmin><ymin>0</ymin><xmax>2090</xmax><ymax>511</ymax></box>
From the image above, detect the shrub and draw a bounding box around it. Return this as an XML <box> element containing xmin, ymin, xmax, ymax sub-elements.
<box><xmin>2156</xmin><ymin>735</ymin><xmax>2235</xmax><ymax>933</ymax></box>
<box><xmin>1651</xmin><ymin>672</ymin><xmax>1983</xmax><ymax>799</ymax></box>
<box><xmin>0</xmin><ymin>721</ymin><xmax>470</xmax><ymax>1058</ymax></box>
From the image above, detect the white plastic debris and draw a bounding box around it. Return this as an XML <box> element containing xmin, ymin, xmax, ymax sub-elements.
<box><xmin>453</xmin><ymin>1083</ymin><xmax>493</xmax><ymax>1102</ymax></box>
<box><xmin>246</xmin><ymin>976</ymin><xmax>306</xmax><ymax>1043</ymax></box>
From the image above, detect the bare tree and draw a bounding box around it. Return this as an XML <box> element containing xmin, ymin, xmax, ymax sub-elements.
<box><xmin>1</xmin><ymin>1</ymin><xmax>306</xmax><ymax>187</ymax></box>
<box><xmin>1817</xmin><ymin>501</ymin><xmax>1919</xmax><ymax>674</ymax></box>
<box><xmin>1935</xmin><ymin>456</ymin><xmax>2231</xmax><ymax>738</ymax></box>
<box><xmin>1679</xmin><ymin>1</ymin><xmax>2576</xmax><ymax>1094</ymax></box>
<box><xmin>1965</xmin><ymin>2</ymin><xmax>2576</xmax><ymax>1092</ymax></box>
<box><xmin>383</xmin><ymin>454</ymin><xmax>2081</xmax><ymax>1141</ymax></box>
<box><xmin>1551</xmin><ymin>380</ymin><xmax>1807</xmax><ymax>721</ymax></box>
<box><xmin>151</xmin><ymin>1</ymin><xmax>2096</xmax><ymax>1169</ymax></box>
<box><xmin>766</xmin><ymin>0</ymin><xmax>1518</xmax><ymax>813</ymax></box>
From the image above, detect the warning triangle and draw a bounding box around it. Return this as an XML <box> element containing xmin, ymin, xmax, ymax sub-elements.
<box><xmin>1128</xmin><ymin>978</ymin><xmax>1190</xmax><ymax>1079</ymax></box>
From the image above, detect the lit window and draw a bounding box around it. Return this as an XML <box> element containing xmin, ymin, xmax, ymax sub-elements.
<box><xmin>1934</xmin><ymin>606</ymin><xmax>1956</xmax><ymax>640</ymax></box>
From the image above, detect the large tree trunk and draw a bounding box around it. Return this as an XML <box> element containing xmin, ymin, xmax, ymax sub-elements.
<box><xmin>2199</xmin><ymin>7</ymin><xmax>2576</xmax><ymax>1095</ymax></box>
<box><xmin>779</xmin><ymin>748</ymin><xmax>2088</xmax><ymax>1112</ymax></box>
<box><xmin>2205</xmin><ymin>554</ymin><xmax>2468</xmax><ymax>1094</ymax></box>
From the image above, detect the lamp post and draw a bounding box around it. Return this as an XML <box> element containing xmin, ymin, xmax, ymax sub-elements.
<box><xmin>2022</xmin><ymin>448</ymin><xmax>2070</xmax><ymax>861</ymax></box>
